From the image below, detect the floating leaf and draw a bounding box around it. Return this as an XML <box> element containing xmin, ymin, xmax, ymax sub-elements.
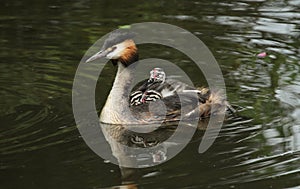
<box><xmin>118</xmin><ymin>25</ymin><xmax>131</xmax><ymax>29</ymax></box>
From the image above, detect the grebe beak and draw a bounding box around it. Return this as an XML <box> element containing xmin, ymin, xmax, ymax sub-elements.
<box><xmin>85</xmin><ymin>49</ymin><xmax>108</xmax><ymax>63</ymax></box>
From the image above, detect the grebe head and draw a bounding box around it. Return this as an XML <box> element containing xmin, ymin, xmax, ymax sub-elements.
<box><xmin>85</xmin><ymin>31</ymin><xmax>138</xmax><ymax>66</ymax></box>
<box><xmin>149</xmin><ymin>68</ymin><xmax>166</xmax><ymax>83</ymax></box>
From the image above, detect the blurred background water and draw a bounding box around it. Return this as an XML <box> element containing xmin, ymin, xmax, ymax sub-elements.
<box><xmin>1</xmin><ymin>0</ymin><xmax>300</xmax><ymax>188</ymax></box>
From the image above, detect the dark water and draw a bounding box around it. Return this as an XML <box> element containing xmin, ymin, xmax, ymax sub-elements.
<box><xmin>1</xmin><ymin>0</ymin><xmax>300</xmax><ymax>188</ymax></box>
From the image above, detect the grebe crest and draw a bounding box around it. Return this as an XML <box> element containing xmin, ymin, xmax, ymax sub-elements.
<box><xmin>86</xmin><ymin>31</ymin><xmax>138</xmax><ymax>66</ymax></box>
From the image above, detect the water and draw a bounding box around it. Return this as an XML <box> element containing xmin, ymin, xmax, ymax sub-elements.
<box><xmin>1</xmin><ymin>0</ymin><xmax>300</xmax><ymax>188</ymax></box>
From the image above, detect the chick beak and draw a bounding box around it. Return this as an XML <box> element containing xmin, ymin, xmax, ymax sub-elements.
<box><xmin>85</xmin><ymin>49</ymin><xmax>107</xmax><ymax>63</ymax></box>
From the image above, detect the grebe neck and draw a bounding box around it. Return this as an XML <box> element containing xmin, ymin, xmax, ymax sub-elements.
<box><xmin>100</xmin><ymin>62</ymin><xmax>136</xmax><ymax>124</ymax></box>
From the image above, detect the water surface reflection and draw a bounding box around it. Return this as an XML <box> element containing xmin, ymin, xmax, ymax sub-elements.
<box><xmin>1</xmin><ymin>0</ymin><xmax>300</xmax><ymax>188</ymax></box>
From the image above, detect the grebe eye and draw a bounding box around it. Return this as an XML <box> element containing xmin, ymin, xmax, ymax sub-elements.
<box><xmin>107</xmin><ymin>46</ymin><xmax>117</xmax><ymax>52</ymax></box>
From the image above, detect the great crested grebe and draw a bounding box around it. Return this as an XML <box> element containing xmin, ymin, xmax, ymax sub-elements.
<box><xmin>86</xmin><ymin>31</ymin><xmax>233</xmax><ymax>124</ymax></box>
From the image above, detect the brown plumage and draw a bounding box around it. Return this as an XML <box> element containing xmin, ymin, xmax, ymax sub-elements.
<box><xmin>118</xmin><ymin>39</ymin><xmax>138</xmax><ymax>65</ymax></box>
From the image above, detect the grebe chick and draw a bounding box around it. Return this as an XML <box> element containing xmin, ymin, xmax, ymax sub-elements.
<box><xmin>86</xmin><ymin>31</ymin><xmax>233</xmax><ymax>124</ymax></box>
<box><xmin>129</xmin><ymin>68</ymin><xmax>165</xmax><ymax>106</ymax></box>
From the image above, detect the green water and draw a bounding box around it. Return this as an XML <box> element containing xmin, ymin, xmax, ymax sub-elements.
<box><xmin>1</xmin><ymin>0</ymin><xmax>300</xmax><ymax>188</ymax></box>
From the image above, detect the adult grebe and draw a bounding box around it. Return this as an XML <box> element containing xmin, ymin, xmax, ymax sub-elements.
<box><xmin>86</xmin><ymin>31</ymin><xmax>233</xmax><ymax>124</ymax></box>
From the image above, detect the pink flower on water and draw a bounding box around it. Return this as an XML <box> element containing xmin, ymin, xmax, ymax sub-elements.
<box><xmin>257</xmin><ymin>52</ymin><xmax>267</xmax><ymax>58</ymax></box>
